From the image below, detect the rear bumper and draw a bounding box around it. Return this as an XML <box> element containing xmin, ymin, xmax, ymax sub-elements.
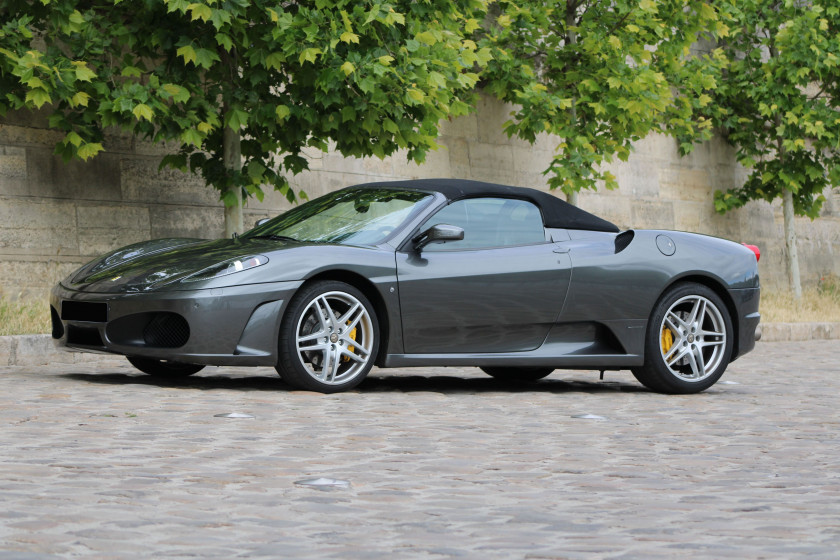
<box><xmin>50</xmin><ymin>280</ymin><xmax>302</xmax><ymax>366</ymax></box>
<box><xmin>729</xmin><ymin>287</ymin><xmax>760</xmax><ymax>361</ymax></box>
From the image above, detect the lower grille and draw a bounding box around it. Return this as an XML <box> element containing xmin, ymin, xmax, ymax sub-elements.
<box><xmin>66</xmin><ymin>325</ymin><xmax>104</xmax><ymax>347</ymax></box>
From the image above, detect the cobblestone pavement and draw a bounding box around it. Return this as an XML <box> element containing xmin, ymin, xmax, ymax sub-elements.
<box><xmin>0</xmin><ymin>341</ymin><xmax>838</xmax><ymax>559</ymax></box>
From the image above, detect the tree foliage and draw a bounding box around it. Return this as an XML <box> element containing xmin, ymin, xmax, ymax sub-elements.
<box><xmin>706</xmin><ymin>0</ymin><xmax>840</xmax><ymax>219</ymax></box>
<box><xmin>480</xmin><ymin>0</ymin><xmax>724</xmax><ymax>201</ymax></box>
<box><xmin>0</xmin><ymin>0</ymin><xmax>489</xmax><ymax>211</ymax></box>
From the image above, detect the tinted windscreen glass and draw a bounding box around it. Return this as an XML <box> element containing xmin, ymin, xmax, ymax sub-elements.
<box><xmin>243</xmin><ymin>188</ymin><xmax>434</xmax><ymax>245</ymax></box>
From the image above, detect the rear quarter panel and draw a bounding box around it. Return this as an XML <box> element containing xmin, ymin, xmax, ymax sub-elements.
<box><xmin>557</xmin><ymin>229</ymin><xmax>759</xmax><ymax>356</ymax></box>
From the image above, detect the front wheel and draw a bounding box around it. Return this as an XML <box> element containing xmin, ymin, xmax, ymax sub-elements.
<box><xmin>276</xmin><ymin>280</ymin><xmax>379</xmax><ymax>393</ymax></box>
<box><xmin>480</xmin><ymin>367</ymin><xmax>554</xmax><ymax>382</ymax></box>
<box><xmin>632</xmin><ymin>283</ymin><xmax>733</xmax><ymax>394</ymax></box>
<box><xmin>127</xmin><ymin>356</ymin><xmax>204</xmax><ymax>378</ymax></box>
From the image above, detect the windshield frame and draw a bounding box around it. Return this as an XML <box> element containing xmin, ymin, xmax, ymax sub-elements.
<box><xmin>241</xmin><ymin>187</ymin><xmax>437</xmax><ymax>247</ymax></box>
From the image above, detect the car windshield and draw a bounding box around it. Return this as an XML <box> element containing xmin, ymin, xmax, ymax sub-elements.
<box><xmin>242</xmin><ymin>187</ymin><xmax>434</xmax><ymax>245</ymax></box>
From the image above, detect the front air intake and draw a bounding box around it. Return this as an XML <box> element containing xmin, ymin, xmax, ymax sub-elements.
<box><xmin>142</xmin><ymin>313</ymin><xmax>190</xmax><ymax>348</ymax></box>
<box><xmin>66</xmin><ymin>325</ymin><xmax>104</xmax><ymax>347</ymax></box>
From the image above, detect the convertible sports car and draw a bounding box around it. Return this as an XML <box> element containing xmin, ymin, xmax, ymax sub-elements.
<box><xmin>51</xmin><ymin>179</ymin><xmax>761</xmax><ymax>394</ymax></box>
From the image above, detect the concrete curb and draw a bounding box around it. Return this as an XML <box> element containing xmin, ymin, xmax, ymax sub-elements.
<box><xmin>3</xmin><ymin>323</ymin><xmax>839</xmax><ymax>367</ymax></box>
<box><xmin>758</xmin><ymin>322</ymin><xmax>840</xmax><ymax>343</ymax></box>
<box><xmin>0</xmin><ymin>334</ymin><xmax>124</xmax><ymax>367</ymax></box>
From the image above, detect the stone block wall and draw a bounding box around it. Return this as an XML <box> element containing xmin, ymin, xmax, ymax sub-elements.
<box><xmin>1</xmin><ymin>94</ymin><xmax>838</xmax><ymax>298</ymax></box>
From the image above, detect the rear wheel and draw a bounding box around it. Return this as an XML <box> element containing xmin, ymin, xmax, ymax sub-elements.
<box><xmin>481</xmin><ymin>367</ymin><xmax>554</xmax><ymax>382</ymax></box>
<box><xmin>127</xmin><ymin>356</ymin><xmax>204</xmax><ymax>378</ymax></box>
<box><xmin>632</xmin><ymin>283</ymin><xmax>733</xmax><ymax>394</ymax></box>
<box><xmin>276</xmin><ymin>280</ymin><xmax>379</xmax><ymax>393</ymax></box>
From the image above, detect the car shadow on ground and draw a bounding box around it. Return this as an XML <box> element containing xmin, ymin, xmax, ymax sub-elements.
<box><xmin>59</xmin><ymin>370</ymin><xmax>648</xmax><ymax>394</ymax></box>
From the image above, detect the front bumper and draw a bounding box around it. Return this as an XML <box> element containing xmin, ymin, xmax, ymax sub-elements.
<box><xmin>50</xmin><ymin>280</ymin><xmax>302</xmax><ymax>366</ymax></box>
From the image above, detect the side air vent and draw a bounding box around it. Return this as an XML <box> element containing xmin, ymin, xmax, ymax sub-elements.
<box><xmin>51</xmin><ymin>305</ymin><xmax>64</xmax><ymax>339</ymax></box>
<box><xmin>614</xmin><ymin>230</ymin><xmax>635</xmax><ymax>254</ymax></box>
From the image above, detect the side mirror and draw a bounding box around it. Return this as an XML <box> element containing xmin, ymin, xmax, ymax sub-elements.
<box><xmin>254</xmin><ymin>218</ymin><xmax>270</xmax><ymax>228</ymax></box>
<box><xmin>412</xmin><ymin>224</ymin><xmax>464</xmax><ymax>251</ymax></box>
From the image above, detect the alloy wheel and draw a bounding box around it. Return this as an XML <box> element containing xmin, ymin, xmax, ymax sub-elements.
<box><xmin>295</xmin><ymin>290</ymin><xmax>374</xmax><ymax>385</ymax></box>
<box><xmin>659</xmin><ymin>294</ymin><xmax>727</xmax><ymax>382</ymax></box>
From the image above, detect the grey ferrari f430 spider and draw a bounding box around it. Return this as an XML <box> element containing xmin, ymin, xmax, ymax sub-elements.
<box><xmin>51</xmin><ymin>179</ymin><xmax>761</xmax><ymax>393</ymax></box>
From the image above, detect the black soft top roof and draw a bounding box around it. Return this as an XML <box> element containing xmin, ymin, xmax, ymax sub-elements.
<box><xmin>354</xmin><ymin>178</ymin><xmax>620</xmax><ymax>233</ymax></box>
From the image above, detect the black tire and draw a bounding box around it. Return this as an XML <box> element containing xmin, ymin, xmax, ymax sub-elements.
<box><xmin>127</xmin><ymin>356</ymin><xmax>204</xmax><ymax>378</ymax></box>
<box><xmin>481</xmin><ymin>367</ymin><xmax>554</xmax><ymax>382</ymax></box>
<box><xmin>276</xmin><ymin>280</ymin><xmax>379</xmax><ymax>393</ymax></box>
<box><xmin>632</xmin><ymin>282</ymin><xmax>733</xmax><ymax>394</ymax></box>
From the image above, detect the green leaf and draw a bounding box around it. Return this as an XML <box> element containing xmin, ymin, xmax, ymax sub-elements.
<box><xmin>299</xmin><ymin>48</ymin><xmax>322</xmax><ymax>65</ymax></box>
<box><xmin>639</xmin><ymin>0</ymin><xmax>657</xmax><ymax>12</ymax></box>
<box><xmin>416</xmin><ymin>31</ymin><xmax>437</xmax><ymax>46</ymax></box>
<box><xmin>222</xmin><ymin>190</ymin><xmax>239</xmax><ymax>207</ymax></box>
<box><xmin>72</xmin><ymin>62</ymin><xmax>96</xmax><ymax>82</ymax></box>
<box><xmin>226</xmin><ymin>107</ymin><xmax>248</xmax><ymax>129</ymax></box>
<box><xmin>406</xmin><ymin>88</ymin><xmax>424</xmax><ymax>103</ymax></box>
<box><xmin>194</xmin><ymin>48</ymin><xmax>220</xmax><ymax>69</ymax></box>
<box><xmin>180</xmin><ymin>128</ymin><xmax>203</xmax><ymax>147</ymax></box>
<box><xmin>121</xmin><ymin>66</ymin><xmax>142</xmax><ymax>78</ymax></box>
<box><xmin>176</xmin><ymin>45</ymin><xmax>197</xmax><ymax>66</ymax></box>
<box><xmin>427</xmin><ymin>71</ymin><xmax>446</xmax><ymax>88</ymax></box>
<box><xmin>215</xmin><ymin>33</ymin><xmax>233</xmax><ymax>52</ymax></box>
<box><xmin>77</xmin><ymin>142</ymin><xmax>103</xmax><ymax>160</ymax></box>
<box><xmin>25</xmin><ymin>89</ymin><xmax>51</xmax><ymax>108</ymax></box>
<box><xmin>188</xmin><ymin>3</ymin><xmax>212</xmax><ymax>22</ymax></box>
<box><xmin>64</xmin><ymin>131</ymin><xmax>83</xmax><ymax>147</ymax></box>
<box><xmin>275</xmin><ymin>105</ymin><xmax>290</xmax><ymax>121</ymax></box>
<box><xmin>382</xmin><ymin>118</ymin><xmax>398</xmax><ymax>134</ymax></box>
<box><xmin>265</xmin><ymin>52</ymin><xmax>285</xmax><ymax>70</ymax></box>
<box><xmin>474</xmin><ymin>47</ymin><xmax>492</xmax><ymax>66</ymax></box>
<box><xmin>162</xmin><ymin>83</ymin><xmax>190</xmax><ymax>103</ymax></box>
<box><xmin>340</xmin><ymin>61</ymin><xmax>355</xmax><ymax>76</ymax></box>
<box><xmin>341</xmin><ymin>106</ymin><xmax>356</xmax><ymax>122</ymax></box>
<box><xmin>340</xmin><ymin>31</ymin><xmax>359</xmax><ymax>44</ymax></box>
<box><xmin>247</xmin><ymin>161</ymin><xmax>266</xmax><ymax>180</ymax></box>
<box><xmin>132</xmin><ymin>103</ymin><xmax>154</xmax><ymax>121</ymax></box>
<box><xmin>70</xmin><ymin>91</ymin><xmax>90</xmax><ymax>107</ymax></box>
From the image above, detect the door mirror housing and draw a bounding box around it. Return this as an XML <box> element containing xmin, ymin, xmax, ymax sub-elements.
<box><xmin>254</xmin><ymin>218</ymin><xmax>271</xmax><ymax>228</ymax></box>
<box><xmin>412</xmin><ymin>224</ymin><xmax>464</xmax><ymax>251</ymax></box>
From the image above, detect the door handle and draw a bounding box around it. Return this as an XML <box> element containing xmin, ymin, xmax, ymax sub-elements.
<box><xmin>553</xmin><ymin>245</ymin><xmax>570</xmax><ymax>254</ymax></box>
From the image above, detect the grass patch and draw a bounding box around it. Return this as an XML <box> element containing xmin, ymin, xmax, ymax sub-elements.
<box><xmin>0</xmin><ymin>298</ymin><xmax>50</xmax><ymax>336</ymax></box>
<box><xmin>1</xmin><ymin>276</ymin><xmax>839</xmax><ymax>336</ymax></box>
<box><xmin>761</xmin><ymin>275</ymin><xmax>840</xmax><ymax>323</ymax></box>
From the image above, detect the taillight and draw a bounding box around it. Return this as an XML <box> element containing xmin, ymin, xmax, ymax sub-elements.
<box><xmin>742</xmin><ymin>244</ymin><xmax>760</xmax><ymax>262</ymax></box>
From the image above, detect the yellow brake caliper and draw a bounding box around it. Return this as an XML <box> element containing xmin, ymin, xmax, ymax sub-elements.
<box><xmin>342</xmin><ymin>323</ymin><xmax>357</xmax><ymax>362</ymax></box>
<box><xmin>661</xmin><ymin>325</ymin><xmax>674</xmax><ymax>360</ymax></box>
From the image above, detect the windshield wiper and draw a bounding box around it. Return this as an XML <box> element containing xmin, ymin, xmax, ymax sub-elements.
<box><xmin>250</xmin><ymin>234</ymin><xmax>298</xmax><ymax>242</ymax></box>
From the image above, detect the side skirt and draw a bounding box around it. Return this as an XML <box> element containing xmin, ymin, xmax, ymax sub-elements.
<box><xmin>382</xmin><ymin>352</ymin><xmax>643</xmax><ymax>369</ymax></box>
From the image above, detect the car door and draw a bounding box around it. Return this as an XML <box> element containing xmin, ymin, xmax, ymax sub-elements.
<box><xmin>395</xmin><ymin>197</ymin><xmax>572</xmax><ymax>354</ymax></box>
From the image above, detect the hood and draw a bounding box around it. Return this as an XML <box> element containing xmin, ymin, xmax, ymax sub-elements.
<box><xmin>65</xmin><ymin>237</ymin><xmax>296</xmax><ymax>293</ymax></box>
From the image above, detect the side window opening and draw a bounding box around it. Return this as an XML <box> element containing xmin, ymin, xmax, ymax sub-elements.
<box><xmin>421</xmin><ymin>197</ymin><xmax>545</xmax><ymax>251</ymax></box>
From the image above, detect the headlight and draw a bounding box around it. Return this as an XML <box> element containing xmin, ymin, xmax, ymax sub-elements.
<box><xmin>182</xmin><ymin>255</ymin><xmax>269</xmax><ymax>283</ymax></box>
